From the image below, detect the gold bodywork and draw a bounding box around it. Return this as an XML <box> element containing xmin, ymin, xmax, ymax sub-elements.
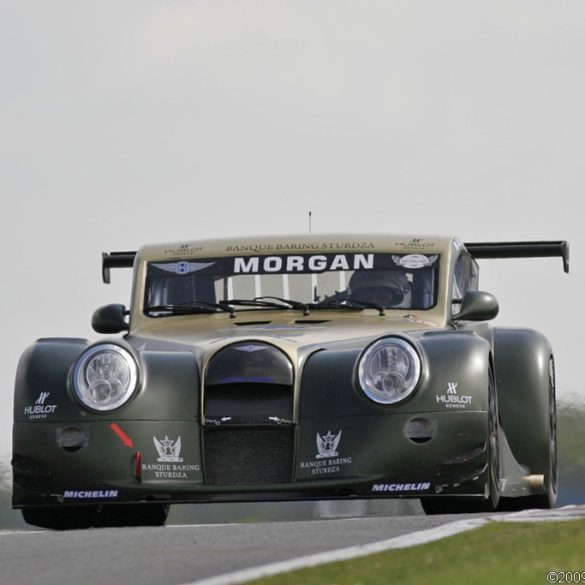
<box><xmin>130</xmin><ymin>233</ymin><xmax>459</xmax><ymax>339</ymax></box>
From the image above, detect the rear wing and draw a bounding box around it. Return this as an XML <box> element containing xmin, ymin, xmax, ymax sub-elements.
<box><xmin>464</xmin><ymin>241</ymin><xmax>569</xmax><ymax>273</ymax></box>
<box><xmin>102</xmin><ymin>251</ymin><xmax>136</xmax><ymax>283</ymax></box>
<box><xmin>101</xmin><ymin>240</ymin><xmax>570</xmax><ymax>283</ymax></box>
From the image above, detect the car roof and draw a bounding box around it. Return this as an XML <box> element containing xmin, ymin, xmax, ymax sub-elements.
<box><xmin>136</xmin><ymin>234</ymin><xmax>457</xmax><ymax>262</ymax></box>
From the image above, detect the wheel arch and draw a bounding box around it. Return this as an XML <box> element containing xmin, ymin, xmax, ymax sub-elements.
<box><xmin>493</xmin><ymin>327</ymin><xmax>553</xmax><ymax>476</ymax></box>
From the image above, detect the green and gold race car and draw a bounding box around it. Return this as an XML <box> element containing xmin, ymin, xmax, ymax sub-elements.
<box><xmin>12</xmin><ymin>235</ymin><xmax>569</xmax><ymax>529</ymax></box>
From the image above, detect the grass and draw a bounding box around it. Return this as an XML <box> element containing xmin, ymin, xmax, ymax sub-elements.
<box><xmin>249</xmin><ymin>519</ymin><xmax>585</xmax><ymax>585</ymax></box>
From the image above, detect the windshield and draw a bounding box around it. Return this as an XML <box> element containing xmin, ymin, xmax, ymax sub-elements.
<box><xmin>144</xmin><ymin>252</ymin><xmax>440</xmax><ymax>316</ymax></box>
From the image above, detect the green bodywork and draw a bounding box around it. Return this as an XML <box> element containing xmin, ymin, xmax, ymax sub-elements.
<box><xmin>12</xmin><ymin>234</ymin><xmax>564</xmax><ymax>524</ymax></box>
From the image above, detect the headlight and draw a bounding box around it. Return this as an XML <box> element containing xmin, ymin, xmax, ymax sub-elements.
<box><xmin>73</xmin><ymin>344</ymin><xmax>138</xmax><ymax>411</ymax></box>
<box><xmin>357</xmin><ymin>337</ymin><xmax>421</xmax><ymax>404</ymax></box>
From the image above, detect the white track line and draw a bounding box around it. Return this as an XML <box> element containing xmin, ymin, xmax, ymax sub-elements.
<box><xmin>0</xmin><ymin>530</ymin><xmax>45</xmax><ymax>536</ymax></box>
<box><xmin>182</xmin><ymin>506</ymin><xmax>585</xmax><ymax>585</ymax></box>
<box><xmin>492</xmin><ymin>505</ymin><xmax>585</xmax><ymax>523</ymax></box>
<box><xmin>183</xmin><ymin>517</ymin><xmax>489</xmax><ymax>585</ymax></box>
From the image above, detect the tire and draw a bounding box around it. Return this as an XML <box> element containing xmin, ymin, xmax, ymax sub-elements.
<box><xmin>21</xmin><ymin>504</ymin><xmax>169</xmax><ymax>530</ymax></box>
<box><xmin>532</xmin><ymin>356</ymin><xmax>558</xmax><ymax>507</ymax></box>
<box><xmin>420</xmin><ymin>496</ymin><xmax>485</xmax><ymax>515</ymax></box>
<box><xmin>499</xmin><ymin>356</ymin><xmax>558</xmax><ymax>511</ymax></box>
<box><xmin>422</xmin><ymin>365</ymin><xmax>501</xmax><ymax>515</ymax></box>
<box><xmin>485</xmin><ymin>364</ymin><xmax>502</xmax><ymax>510</ymax></box>
<box><xmin>22</xmin><ymin>506</ymin><xmax>95</xmax><ymax>530</ymax></box>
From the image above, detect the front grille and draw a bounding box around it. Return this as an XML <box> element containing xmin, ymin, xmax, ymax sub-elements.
<box><xmin>204</xmin><ymin>428</ymin><xmax>294</xmax><ymax>485</ymax></box>
<box><xmin>205</xmin><ymin>383</ymin><xmax>293</xmax><ymax>421</ymax></box>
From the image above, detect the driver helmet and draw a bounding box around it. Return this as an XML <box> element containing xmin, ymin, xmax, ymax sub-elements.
<box><xmin>348</xmin><ymin>270</ymin><xmax>411</xmax><ymax>308</ymax></box>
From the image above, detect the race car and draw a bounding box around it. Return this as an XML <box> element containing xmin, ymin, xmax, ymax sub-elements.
<box><xmin>12</xmin><ymin>234</ymin><xmax>569</xmax><ymax>528</ymax></box>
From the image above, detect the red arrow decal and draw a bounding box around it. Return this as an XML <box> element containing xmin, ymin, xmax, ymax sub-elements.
<box><xmin>110</xmin><ymin>423</ymin><xmax>134</xmax><ymax>448</ymax></box>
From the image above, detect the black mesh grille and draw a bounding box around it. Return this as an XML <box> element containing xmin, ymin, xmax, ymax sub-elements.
<box><xmin>204</xmin><ymin>428</ymin><xmax>294</xmax><ymax>485</ymax></box>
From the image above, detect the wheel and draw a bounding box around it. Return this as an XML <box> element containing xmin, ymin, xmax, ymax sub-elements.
<box><xmin>485</xmin><ymin>364</ymin><xmax>502</xmax><ymax>510</ymax></box>
<box><xmin>22</xmin><ymin>506</ymin><xmax>95</xmax><ymax>530</ymax></box>
<box><xmin>498</xmin><ymin>356</ymin><xmax>557</xmax><ymax>511</ymax></box>
<box><xmin>21</xmin><ymin>504</ymin><xmax>169</xmax><ymax>530</ymax></box>
<box><xmin>531</xmin><ymin>356</ymin><xmax>558</xmax><ymax>507</ymax></box>
<box><xmin>96</xmin><ymin>504</ymin><xmax>170</xmax><ymax>527</ymax></box>
<box><xmin>422</xmin><ymin>365</ymin><xmax>501</xmax><ymax>515</ymax></box>
<box><xmin>420</xmin><ymin>496</ymin><xmax>486</xmax><ymax>515</ymax></box>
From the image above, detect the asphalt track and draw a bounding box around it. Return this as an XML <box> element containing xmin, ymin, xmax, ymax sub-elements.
<box><xmin>0</xmin><ymin>509</ymin><xmax>492</xmax><ymax>585</ymax></box>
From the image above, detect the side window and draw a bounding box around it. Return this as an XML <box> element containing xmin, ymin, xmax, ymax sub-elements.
<box><xmin>452</xmin><ymin>253</ymin><xmax>479</xmax><ymax>311</ymax></box>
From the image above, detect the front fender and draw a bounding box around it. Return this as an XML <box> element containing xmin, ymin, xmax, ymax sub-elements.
<box><xmin>299</xmin><ymin>331</ymin><xmax>492</xmax><ymax>417</ymax></box>
<box><xmin>494</xmin><ymin>327</ymin><xmax>552</xmax><ymax>474</ymax></box>
<box><xmin>14</xmin><ymin>338</ymin><xmax>89</xmax><ymax>423</ymax></box>
<box><xmin>13</xmin><ymin>338</ymin><xmax>200</xmax><ymax>423</ymax></box>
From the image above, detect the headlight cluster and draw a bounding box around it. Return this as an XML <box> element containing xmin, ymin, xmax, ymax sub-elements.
<box><xmin>73</xmin><ymin>344</ymin><xmax>138</xmax><ymax>411</ymax></box>
<box><xmin>357</xmin><ymin>337</ymin><xmax>421</xmax><ymax>404</ymax></box>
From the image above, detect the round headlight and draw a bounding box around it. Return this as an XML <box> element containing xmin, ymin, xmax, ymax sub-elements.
<box><xmin>73</xmin><ymin>344</ymin><xmax>138</xmax><ymax>411</ymax></box>
<box><xmin>357</xmin><ymin>337</ymin><xmax>421</xmax><ymax>404</ymax></box>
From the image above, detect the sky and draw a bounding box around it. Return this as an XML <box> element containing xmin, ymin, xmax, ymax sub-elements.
<box><xmin>1</xmin><ymin>0</ymin><xmax>584</xmax><ymax>464</ymax></box>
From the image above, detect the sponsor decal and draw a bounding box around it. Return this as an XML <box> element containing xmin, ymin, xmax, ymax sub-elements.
<box><xmin>63</xmin><ymin>490</ymin><xmax>119</xmax><ymax>500</ymax></box>
<box><xmin>299</xmin><ymin>430</ymin><xmax>352</xmax><ymax>476</ymax></box>
<box><xmin>394</xmin><ymin>238</ymin><xmax>435</xmax><ymax>251</ymax></box>
<box><xmin>393</xmin><ymin>254</ymin><xmax>438</xmax><ymax>269</ymax></box>
<box><xmin>152</xmin><ymin>261</ymin><xmax>215</xmax><ymax>274</ymax></box>
<box><xmin>435</xmin><ymin>382</ymin><xmax>473</xmax><ymax>409</ymax></box>
<box><xmin>316</xmin><ymin>430</ymin><xmax>342</xmax><ymax>459</ymax></box>
<box><xmin>141</xmin><ymin>462</ymin><xmax>201</xmax><ymax>480</ymax></box>
<box><xmin>163</xmin><ymin>244</ymin><xmax>204</xmax><ymax>256</ymax></box>
<box><xmin>154</xmin><ymin>436</ymin><xmax>183</xmax><ymax>462</ymax></box>
<box><xmin>226</xmin><ymin>242</ymin><xmax>375</xmax><ymax>253</ymax></box>
<box><xmin>142</xmin><ymin>435</ymin><xmax>201</xmax><ymax>480</ymax></box>
<box><xmin>233</xmin><ymin>254</ymin><xmax>374</xmax><ymax>274</ymax></box>
<box><xmin>24</xmin><ymin>392</ymin><xmax>58</xmax><ymax>420</ymax></box>
<box><xmin>371</xmin><ymin>482</ymin><xmax>432</xmax><ymax>493</ymax></box>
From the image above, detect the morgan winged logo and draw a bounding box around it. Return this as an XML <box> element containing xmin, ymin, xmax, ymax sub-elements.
<box><xmin>153</xmin><ymin>436</ymin><xmax>183</xmax><ymax>462</ymax></box>
<box><xmin>316</xmin><ymin>430</ymin><xmax>342</xmax><ymax>459</ymax></box>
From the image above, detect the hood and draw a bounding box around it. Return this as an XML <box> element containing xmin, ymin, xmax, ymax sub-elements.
<box><xmin>126</xmin><ymin>311</ymin><xmax>443</xmax><ymax>359</ymax></box>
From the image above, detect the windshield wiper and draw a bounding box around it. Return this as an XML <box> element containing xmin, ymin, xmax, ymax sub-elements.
<box><xmin>309</xmin><ymin>298</ymin><xmax>385</xmax><ymax>316</ymax></box>
<box><xmin>220</xmin><ymin>297</ymin><xmax>310</xmax><ymax>315</ymax></box>
<box><xmin>255</xmin><ymin>296</ymin><xmax>310</xmax><ymax>315</ymax></box>
<box><xmin>145</xmin><ymin>302</ymin><xmax>235</xmax><ymax>317</ymax></box>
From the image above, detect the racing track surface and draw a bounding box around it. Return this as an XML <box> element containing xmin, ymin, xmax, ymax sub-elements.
<box><xmin>0</xmin><ymin>509</ymin><xmax>493</xmax><ymax>585</ymax></box>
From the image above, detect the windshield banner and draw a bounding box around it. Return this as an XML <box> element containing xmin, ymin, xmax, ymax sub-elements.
<box><xmin>149</xmin><ymin>253</ymin><xmax>438</xmax><ymax>277</ymax></box>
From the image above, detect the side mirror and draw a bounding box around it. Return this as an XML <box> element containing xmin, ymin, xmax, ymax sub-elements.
<box><xmin>92</xmin><ymin>304</ymin><xmax>129</xmax><ymax>334</ymax></box>
<box><xmin>453</xmin><ymin>291</ymin><xmax>499</xmax><ymax>322</ymax></box>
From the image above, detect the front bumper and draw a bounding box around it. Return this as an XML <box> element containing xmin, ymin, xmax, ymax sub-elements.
<box><xmin>13</xmin><ymin>411</ymin><xmax>489</xmax><ymax>508</ymax></box>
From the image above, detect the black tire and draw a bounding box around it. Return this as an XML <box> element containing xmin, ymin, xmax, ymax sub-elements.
<box><xmin>420</xmin><ymin>496</ymin><xmax>487</xmax><ymax>515</ymax></box>
<box><xmin>21</xmin><ymin>504</ymin><xmax>169</xmax><ymax>530</ymax></box>
<box><xmin>422</xmin><ymin>365</ymin><xmax>501</xmax><ymax>515</ymax></box>
<box><xmin>499</xmin><ymin>356</ymin><xmax>557</xmax><ymax>511</ymax></box>
<box><xmin>22</xmin><ymin>506</ymin><xmax>95</xmax><ymax>530</ymax></box>
<box><xmin>532</xmin><ymin>356</ymin><xmax>558</xmax><ymax>507</ymax></box>
<box><xmin>485</xmin><ymin>364</ymin><xmax>502</xmax><ymax>510</ymax></box>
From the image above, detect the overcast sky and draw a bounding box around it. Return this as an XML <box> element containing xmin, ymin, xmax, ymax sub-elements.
<box><xmin>1</xmin><ymin>0</ymin><xmax>584</xmax><ymax>462</ymax></box>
